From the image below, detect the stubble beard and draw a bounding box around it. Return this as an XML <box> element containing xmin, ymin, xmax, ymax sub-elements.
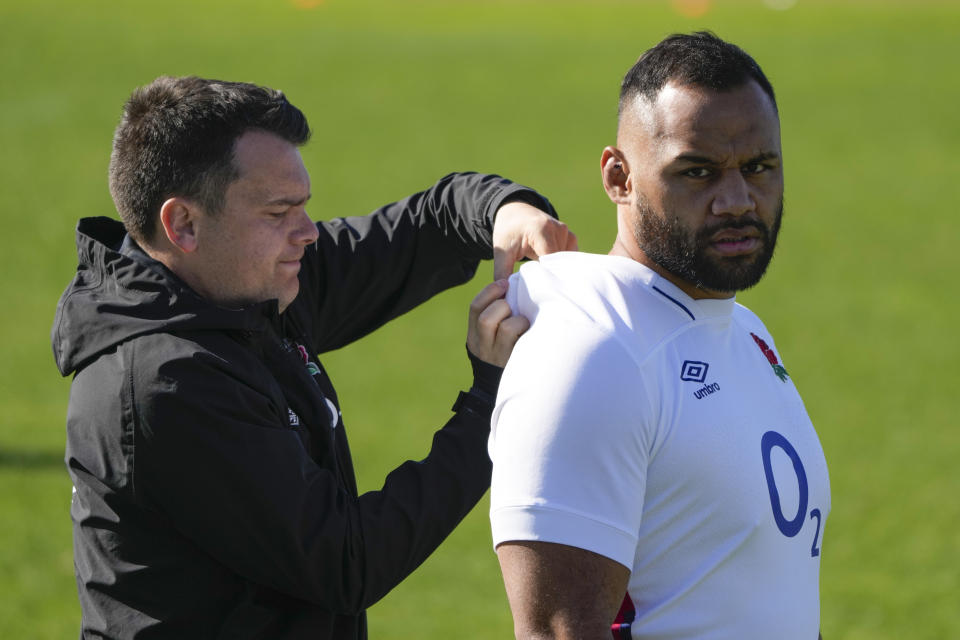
<box><xmin>632</xmin><ymin>196</ymin><xmax>784</xmax><ymax>294</ymax></box>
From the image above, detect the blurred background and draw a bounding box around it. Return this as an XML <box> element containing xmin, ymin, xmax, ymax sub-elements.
<box><xmin>1</xmin><ymin>0</ymin><xmax>957</xmax><ymax>637</ymax></box>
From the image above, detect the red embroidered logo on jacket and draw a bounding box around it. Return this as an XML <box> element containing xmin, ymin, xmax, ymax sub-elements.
<box><xmin>297</xmin><ymin>343</ymin><xmax>322</xmax><ymax>377</ymax></box>
<box><xmin>750</xmin><ymin>333</ymin><xmax>789</xmax><ymax>382</ymax></box>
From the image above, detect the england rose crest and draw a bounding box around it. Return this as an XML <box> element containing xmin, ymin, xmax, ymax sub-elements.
<box><xmin>750</xmin><ymin>333</ymin><xmax>789</xmax><ymax>382</ymax></box>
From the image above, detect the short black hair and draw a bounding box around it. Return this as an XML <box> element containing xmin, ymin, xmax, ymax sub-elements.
<box><xmin>109</xmin><ymin>76</ymin><xmax>311</xmax><ymax>243</ymax></box>
<box><xmin>618</xmin><ymin>31</ymin><xmax>777</xmax><ymax>119</ymax></box>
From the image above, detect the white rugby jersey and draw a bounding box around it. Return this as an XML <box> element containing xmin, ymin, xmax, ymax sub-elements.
<box><xmin>490</xmin><ymin>252</ymin><xmax>830</xmax><ymax>639</ymax></box>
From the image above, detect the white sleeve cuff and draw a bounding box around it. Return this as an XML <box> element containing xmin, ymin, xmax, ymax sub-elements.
<box><xmin>491</xmin><ymin>505</ymin><xmax>637</xmax><ymax>570</ymax></box>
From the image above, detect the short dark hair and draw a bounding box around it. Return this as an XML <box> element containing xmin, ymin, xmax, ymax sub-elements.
<box><xmin>618</xmin><ymin>31</ymin><xmax>777</xmax><ymax>119</ymax></box>
<box><xmin>109</xmin><ymin>76</ymin><xmax>311</xmax><ymax>243</ymax></box>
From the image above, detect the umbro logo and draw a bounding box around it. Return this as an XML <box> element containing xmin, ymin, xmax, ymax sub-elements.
<box><xmin>681</xmin><ymin>360</ymin><xmax>721</xmax><ymax>400</ymax></box>
<box><xmin>680</xmin><ymin>360</ymin><xmax>709</xmax><ymax>383</ymax></box>
<box><xmin>693</xmin><ymin>382</ymin><xmax>720</xmax><ymax>400</ymax></box>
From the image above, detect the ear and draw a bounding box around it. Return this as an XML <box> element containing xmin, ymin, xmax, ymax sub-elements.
<box><xmin>159</xmin><ymin>197</ymin><xmax>199</xmax><ymax>253</ymax></box>
<box><xmin>601</xmin><ymin>147</ymin><xmax>631</xmax><ymax>205</ymax></box>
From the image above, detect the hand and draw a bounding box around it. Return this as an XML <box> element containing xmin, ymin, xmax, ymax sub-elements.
<box><xmin>492</xmin><ymin>202</ymin><xmax>578</xmax><ymax>281</ymax></box>
<box><xmin>466</xmin><ymin>280</ymin><xmax>531</xmax><ymax>367</ymax></box>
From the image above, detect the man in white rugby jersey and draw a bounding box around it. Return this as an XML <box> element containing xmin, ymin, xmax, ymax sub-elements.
<box><xmin>489</xmin><ymin>32</ymin><xmax>829</xmax><ymax>640</ymax></box>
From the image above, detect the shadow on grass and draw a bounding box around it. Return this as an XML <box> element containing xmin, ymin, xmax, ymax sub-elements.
<box><xmin>0</xmin><ymin>448</ymin><xmax>64</xmax><ymax>470</ymax></box>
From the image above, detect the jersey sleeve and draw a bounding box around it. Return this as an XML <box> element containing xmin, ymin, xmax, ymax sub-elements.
<box><xmin>489</xmin><ymin>302</ymin><xmax>655</xmax><ymax>569</ymax></box>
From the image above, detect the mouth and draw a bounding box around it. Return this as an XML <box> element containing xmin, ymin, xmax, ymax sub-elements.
<box><xmin>707</xmin><ymin>227</ymin><xmax>762</xmax><ymax>257</ymax></box>
<box><xmin>279</xmin><ymin>256</ymin><xmax>303</xmax><ymax>271</ymax></box>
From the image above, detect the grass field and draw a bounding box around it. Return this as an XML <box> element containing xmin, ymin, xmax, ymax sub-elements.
<box><xmin>1</xmin><ymin>0</ymin><xmax>958</xmax><ymax>637</ymax></box>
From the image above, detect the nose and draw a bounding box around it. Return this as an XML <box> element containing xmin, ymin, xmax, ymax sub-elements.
<box><xmin>293</xmin><ymin>208</ymin><xmax>319</xmax><ymax>246</ymax></box>
<box><xmin>711</xmin><ymin>169</ymin><xmax>755</xmax><ymax>218</ymax></box>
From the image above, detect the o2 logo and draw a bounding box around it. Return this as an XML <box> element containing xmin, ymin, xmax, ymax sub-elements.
<box><xmin>760</xmin><ymin>430</ymin><xmax>823</xmax><ymax>557</ymax></box>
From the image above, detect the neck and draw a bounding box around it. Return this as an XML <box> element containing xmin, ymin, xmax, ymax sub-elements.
<box><xmin>608</xmin><ymin>233</ymin><xmax>734</xmax><ymax>301</ymax></box>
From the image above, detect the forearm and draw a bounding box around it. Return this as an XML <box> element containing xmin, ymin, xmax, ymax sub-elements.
<box><xmin>352</xmin><ymin>390</ymin><xmax>495</xmax><ymax>607</ymax></box>
<box><xmin>298</xmin><ymin>172</ymin><xmax>555</xmax><ymax>351</ymax></box>
<box><xmin>345</xmin><ymin>348</ymin><xmax>501</xmax><ymax>606</ymax></box>
<box><xmin>398</xmin><ymin>171</ymin><xmax>557</xmax><ymax>260</ymax></box>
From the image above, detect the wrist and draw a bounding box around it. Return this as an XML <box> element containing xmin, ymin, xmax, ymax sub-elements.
<box><xmin>451</xmin><ymin>388</ymin><xmax>495</xmax><ymax>417</ymax></box>
<box><xmin>466</xmin><ymin>344</ymin><xmax>504</xmax><ymax>398</ymax></box>
<box><xmin>488</xmin><ymin>187</ymin><xmax>558</xmax><ymax>235</ymax></box>
<box><xmin>496</xmin><ymin>189</ymin><xmax>558</xmax><ymax>221</ymax></box>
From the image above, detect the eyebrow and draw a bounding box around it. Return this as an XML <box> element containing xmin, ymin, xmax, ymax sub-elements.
<box><xmin>263</xmin><ymin>193</ymin><xmax>312</xmax><ymax>207</ymax></box>
<box><xmin>674</xmin><ymin>152</ymin><xmax>780</xmax><ymax>165</ymax></box>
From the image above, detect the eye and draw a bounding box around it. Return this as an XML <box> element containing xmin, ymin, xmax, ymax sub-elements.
<box><xmin>742</xmin><ymin>163</ymin><xmax>768</xmax><ymax>175</ymax></box>
<box><xmin>682</xmin><ymin>167</ymin><xmax>713</xmax><ymax>178</ymax></box>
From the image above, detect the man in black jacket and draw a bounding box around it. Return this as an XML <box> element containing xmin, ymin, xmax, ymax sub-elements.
<box><xmin>51</xmin><ymin>76</ymin><xmax>575</xmax><ymax>639</ymax></box>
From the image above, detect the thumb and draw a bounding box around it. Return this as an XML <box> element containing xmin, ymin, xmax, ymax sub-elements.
<box><xmin>493</xmin><ymin>246</ymin><xmax>515</xmax><ymax>281</ymax></box>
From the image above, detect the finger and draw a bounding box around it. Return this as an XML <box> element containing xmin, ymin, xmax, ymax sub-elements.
<box><xmin>469</xmin><ymin>279</ymin><xmax>508</xmax><ymax>328</ymax></box>
<box><xmin>496</xmin><ymin>313</ymin><xmax>531</xmax><ymax>344</ymax></box>
<box><xmin>490</xmin><ymin>314</ymin><xmax>531</xmax><ymax>366</ymax></box>
<box><xmin>527</xmin><ymin>232</ymin><xmax>554</xmax><ymax>260</ymax></box>
<box><xmin>475</xmin><ymin>298</ymin><xmax>514</xmax><ymax>346</ymax></box>
<box><xmin>468</xmin><ymin>303</ymin><xmax>513</xmax><ymax>363</ymax></box>
<box><xmin>467</xmin><ymin>282</ymin><xmax>510</xmax><ymax>358</ymax></box>
<box><xmin>565</xmin><ymin>230</ymin><xmax>579</xmax><ymax>251</ymax></box>
<box><xmin>526</xmin><ymin>221</ymin><xmax>575</xmax><ymax>259</ymax></box>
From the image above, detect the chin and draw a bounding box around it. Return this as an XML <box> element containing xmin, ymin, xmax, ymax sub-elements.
<box><xmin>278</xmin><ymin>289</ymin><xmax>300</xmax><ymax>313</ymax></box>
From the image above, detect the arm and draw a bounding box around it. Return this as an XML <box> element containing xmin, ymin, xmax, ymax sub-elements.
<box><xmin>132</xmin><ymin>283</ymin><xmax>525</xmax><ymax>613</ymax></box>
<box><xmin>295</xmin><ymin>172</ymin><xmax>573</xmax><ymax>352</ymax></box>
<box><xmin>497</xmin><ymin>541</ymin><xmax>629</xmax><ymax>640</ymax></box>
<box><xmin>489</xmin><ymin>293</ymin><xmax>653</xmax><ymax>639</ymax></box>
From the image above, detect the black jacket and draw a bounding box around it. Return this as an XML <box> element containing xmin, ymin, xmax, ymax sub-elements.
<box><xmin>52</xmin><ymin>172</ymin><xmax>554</xmax><ymax>639</ymax></box>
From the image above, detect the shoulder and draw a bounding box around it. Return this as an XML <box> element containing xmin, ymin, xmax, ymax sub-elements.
<box><xmin>732</xmin><ymin>301</ymin><xmax>765</xmax><ymax>330</ymax></box>
<box><xmin>507</xmin><ymin>252</ymin><xmax>697</xmax><ymax>363</ymax></box>
<box><xmin>507</xmin><ymin>252</ymin><xmax>652</xmax><ymax>316</ymax></box>
<box><xmin>124</xmin><ymin>331</ymin><xmax>285</xmax><ymax>437</ymax></box>
<box><xmin>732</xmin><ymin>302</ymin><xmax>780</xmax><ymax>348</ymax></box>
<box><xmin>128</xmin><ymin>331</ymin><xmax>244</xmax><ymax>383</ymax></box>
<box><xmin>494</xmin><ymin>255</ymin><xmax>664</xmax><ymax>455</ymax></box>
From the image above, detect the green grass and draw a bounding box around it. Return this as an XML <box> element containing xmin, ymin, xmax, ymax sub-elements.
<box><xmin>1</xmin><ymin>0</ymin><xmax>958</xmax><ymax>637</ymax></box>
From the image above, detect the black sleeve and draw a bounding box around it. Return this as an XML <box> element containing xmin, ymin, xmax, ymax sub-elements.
<box><xmin>292</xmin><ymin>172</ymin><xmax>556</xmax><ymax>353</ymax></box>
<box><xmin>135</xmin><ymin>349</ymin><xmax>496</xmax><ymax>613</ymax></box>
